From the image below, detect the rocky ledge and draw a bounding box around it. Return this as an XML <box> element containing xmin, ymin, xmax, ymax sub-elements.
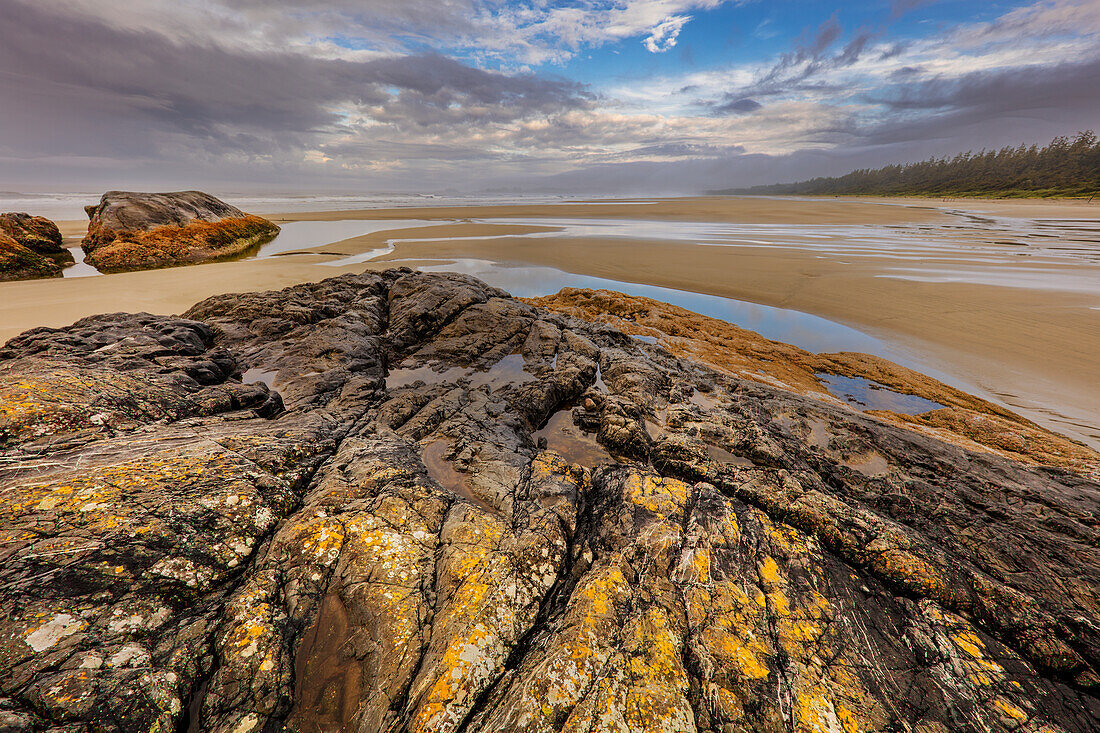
<box><xmin>1</xmin><ymin>270</ymin><xmax>1098</xmax><ymax>733</ymax></box>
<box><xmin>81</xmin><ymin>191</ymin><xmax>280</xmax><ymax>272</ymax></box>
<box><xmin>0</xmin><ymin>213</ymin><xmax>72</xmax><ymax>282</ymax></box>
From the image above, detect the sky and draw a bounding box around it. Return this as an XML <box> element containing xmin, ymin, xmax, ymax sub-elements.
<box><xmin>1</xmin><ymin>0</ymin><xmax>1098</xmax><ymax>194</ymax></box>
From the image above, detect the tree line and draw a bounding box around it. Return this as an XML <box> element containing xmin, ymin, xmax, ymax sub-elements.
<box><xmin>718</xmin><ymin>130</ymin><xmax>1100</xmax><ymax>198</ymax></box>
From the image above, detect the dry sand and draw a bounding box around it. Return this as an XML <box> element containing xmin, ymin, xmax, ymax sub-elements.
<box><xmin>6</xmin><ymin>195</ymin><xmax>1098</xmax><ymax>448</ymax></box>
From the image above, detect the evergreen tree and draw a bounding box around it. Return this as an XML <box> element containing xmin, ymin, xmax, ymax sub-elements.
<box><xmin>718</xmin><ymin>131</ymin><xmax>1100</xmax><ymax>198</ymax></box>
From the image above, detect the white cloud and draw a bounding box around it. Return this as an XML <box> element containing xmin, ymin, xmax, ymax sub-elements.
<box><xmin>643</xmin><ymin>15</ymin><xmax>691</xmax><ymax>52</ymax></box>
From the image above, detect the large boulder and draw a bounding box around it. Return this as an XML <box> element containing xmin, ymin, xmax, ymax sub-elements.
<box><xmin>81</xmin><ymin>190</ymin><xmax>280</xmax><ymax>272</ymax></box>
<box><xmin>0</xmin><ymin>212</ymin><xmax>72</xmax><ymax>281</ymax></box>
<box><xmin>1</xmin><ymin>270</ymin><xmax>1098</xmax><ymax>733</ymax></box>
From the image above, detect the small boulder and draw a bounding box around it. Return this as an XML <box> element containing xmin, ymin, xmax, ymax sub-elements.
<box><xmin>0</xmin><ymin>213</ymin><xmax>66</xmax><ymax>256</ymax></box>
<box><xmin>0</xmin><ymin>212</ymin><xmax>72</xmax><ymax>281</ymax></box>
<box><xmin>81</xmin><ymin>190</ymin><xmax>280</xmax><ymax>272</ymax></box>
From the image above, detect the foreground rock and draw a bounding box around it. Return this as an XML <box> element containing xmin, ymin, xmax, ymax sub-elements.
<box><xmin>0</xmin><ymin>213</ymin><xmax>72</xmax><ymax>281</ymax></box>
<box><xmin>81</xmin><ymin>190</ymin><xmax>279</xmax><ymax>272</ymax></box>
<box><xmin>1</xmin><ymin>270</ymin><xmax>1099</xmax><ymax>732</ymax></box>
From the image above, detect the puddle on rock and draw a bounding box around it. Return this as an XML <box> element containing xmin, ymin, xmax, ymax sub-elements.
<box><xmin>843</xmin><ymin>452</ymin><xmax>890</xmax><ymax>477</ymax></box>
<box><xmin>288</xmin><ymin>592</ymin><xmax>362</xmax><ymax>732</ymax></box>
<box><xmin>533</xmin><ymin>410</ymin><xmax>615</xmax><ymax>466</ymax></box>
<box><xmin>421</xmin><ymin>440</ymin><xmax>497</xmax><ymax>513</ymax></box>
<box><xmin>644</xmin><ymin>418</ymin><xmax>670</xmax><ymax>441</ymax></box>
<box><xmin>386</xmin><ymin>354</ymin><xmax>536</xmax><ymax>393</ymax></box>
<box><xmin>806</xmin><ymin>417</ymin><xmax>830</xmax><ymax>448</ymax></box>
<box><xmin>467</xmin><ymin>353</ymin><xmax>537</xmax><ymax>388</ymax></box>
<box><xmin>776</xmin><ymin>412</ymin><xmax>833</xmax><ymax>450</ymax></box>
<box><xmin>690</xmin><ymin>389</ymin><xmax>723</xmax><ymax>411</ymax></box>
<box><xmin>386</xmin><ymin>363</ymin><xmax>467</xmax><ymax>389</ymax></box>
<box><xmin>242</xmin><ymin>368</ymin><xmax>278</xmax><ymax>390</ymax></box>
<box><xmin>816</xmin><ymin>373</ymin><xmax>945</xmax><ymax>415</ymax></box>
<box><xmin>593</xmin><ymin>364</ymin><xmax>609</xmax><ymax>393</ymax></box>
<box><xmin>707</xmin><ymin>444</ymin><xmax>755</xmax><ymax>468</ymax></box>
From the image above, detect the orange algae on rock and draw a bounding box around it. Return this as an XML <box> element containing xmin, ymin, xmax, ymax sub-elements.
<box><xmin>525</xmin><ymin>287</ymin><xmax>1099</xmax><ymax>475</ymax></box>
<box><xmin>2</xmin><ymin>270</ymin><xmax>1098</xmax><ymax>733</ymax></box>
<box><xmin>80</xmin><ymin>190</ymin><xmax>279</xmax><ymax>272</ymax></box>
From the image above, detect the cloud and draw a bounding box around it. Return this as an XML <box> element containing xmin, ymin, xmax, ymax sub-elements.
<box><xmin>0</xmin><ymin>0</ymin><xmax>591</xmax><ymax>158</ymax></box>
<box><xmin>30</xmin><ymin>0</ymin><xmax>740</xmax><ymax>66</ymax></box>
<box><xmin>871</xmin><ymin>57</ymin><xmax>1100</xmax><ymax>122</ymax></box>
<box><xmin>643</xmin><ymin>15</ymin><xmax>692</xmax><ymax>53</ymax></box>
<box><xmin>713</xmin><ymin>97</ymin><xmax>763</xmax><ymax>114</ymax></box>
<box><xmin>890</xmin><ymin>0</ymin><xmax>936</xmax><ymax>19</ymax></box>
<box><xmin>1</xmin><ymin>0</ymin><xmax>1099</xmax><ymax>193</ymax></box>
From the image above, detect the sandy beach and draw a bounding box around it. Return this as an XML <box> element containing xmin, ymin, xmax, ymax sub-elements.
<box><xmin>4</xmin><ymin>195</ymin><xmax>1098</xmax><ymax>447</ymax></box>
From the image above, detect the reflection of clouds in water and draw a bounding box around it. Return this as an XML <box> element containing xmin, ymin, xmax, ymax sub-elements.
<box><xmin>324</xmin><ymin>214</ymin><xmax>1100</xmax><ymax>297</ymax></box>
<box><xmin>816</xmin><ymin>373</ymin><xmax>946</xmax><ymax>415</ymax></box>
<box><xmin>256</xmin><ymin>219</ymin><xmax>441</xmax><ymax>258</ymax></box>
<box><xmin>420</xmin><ymin>258</ymin><xmax>878</xmax><ymax>353</ymax></box>
<box><xmin>226</xmin><ymin>211</ymin><xmax>1100</xmax><ymax>299</ymax></box>
<box><xmin>877</xmin><ymin>268</ymin><xmax>1100</xmax><ymax>295</ymax></box>
<box><xmin>320</xmin><ymin>247</ymin><xmax>396</xmax><ymax>267</ymax></box>
<box><xmin>414</xmin><ymin>257</ymin><xmax>970</xmax><ymax>390</ymax></box>
<box><xmin>472</xmin><ymin>216</ymin><xmax>1100</xmax><ymax>268</ymax></box>
<box><xmin>61</xmin><ymin>247</ymin><xmax>100</xmax><ymax>278</ymax></box>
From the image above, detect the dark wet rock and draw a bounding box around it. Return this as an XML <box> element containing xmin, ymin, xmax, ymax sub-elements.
<box><xmin>0</xmin><ymin>213</ymin><xmax>72</xmax><ymax>281</ymax></box>
<box><xmin>2</xmin><ymin>269</ymin><xmax>1099</xmax><ymax>732</ymax></box>
<box><xmin>80</xmin><ymin>190</ymin><xmax>279</xmax><ymax>272</ymax></box>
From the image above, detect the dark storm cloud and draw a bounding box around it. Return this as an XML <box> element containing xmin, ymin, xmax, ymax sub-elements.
<box><xmin>0</xmin><ymin>0</ymin><xmax>590</xmax><ymax>158</ymax></box>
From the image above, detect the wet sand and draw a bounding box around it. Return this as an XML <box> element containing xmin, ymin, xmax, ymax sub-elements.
<box><xmin>372</xmin><ymin>234</ymin><xmax>1098</xmax><ymax>442</ymax></box>
<box><xmin>263</xmin><ymin>196</ymin><xmax>952</xmax><ymax>226</ymax></box>
<box><xmin>7</xmin><ymin>195</ymin><xmax>1099</xmax><ymax>448</ymax></box>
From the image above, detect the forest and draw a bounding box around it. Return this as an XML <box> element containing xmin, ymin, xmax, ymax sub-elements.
<box><xmin>719</xmin><ymin>130</ymin><xmax>1100</xmax><ymax>198</ymax></box>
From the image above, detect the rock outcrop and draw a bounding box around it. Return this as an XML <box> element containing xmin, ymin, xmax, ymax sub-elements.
<box><xmin>526</xmin><ymin>288</ymin><xmax>1100</xmax><ymax>475</ymax></box>
<box><xmin>2</xmin><ymin>270</ymin><xmax>1099</xmax><ymax>733</ymax></box>
<box><xmin>0</xmin><ymin>213</ymin><xmax>72</xmax><ymax>281</ymax></box>
<box><xmin>81</xmin><ymin>191</ymin><xmax>280</xmax><ymax>272</ymax></box>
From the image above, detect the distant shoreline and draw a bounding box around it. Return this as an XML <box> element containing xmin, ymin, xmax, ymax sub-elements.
<box><xmin>712</xmin><ymin>191</ymin><xmax>1100</xmax><ymax>202</ymax></box>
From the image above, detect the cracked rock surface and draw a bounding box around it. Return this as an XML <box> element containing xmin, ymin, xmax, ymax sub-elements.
<box><xmin>1</xmin><ymin>269</ymin><xmax>1099</xmax><ymax>733</ymax></box>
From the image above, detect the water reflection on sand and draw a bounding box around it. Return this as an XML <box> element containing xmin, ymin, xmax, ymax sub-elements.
<box><xmin>255</xmin><ymin>219</ymin><xmax>441</xmax><ymax>258</ymax></box>
<box><xmin>61</xmin><ymin>247</ymin><xmax>100</xmax><ymax>278</ymax></box>
<box><xmin>62</xmin><ymin>209</ymin><xmax>1100</xmax><ymax>298</ymax></box>
<box><xmin>415</xmin><ymin>257</ymin><xmax>930</xmax><ymax>365</ymax></box>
